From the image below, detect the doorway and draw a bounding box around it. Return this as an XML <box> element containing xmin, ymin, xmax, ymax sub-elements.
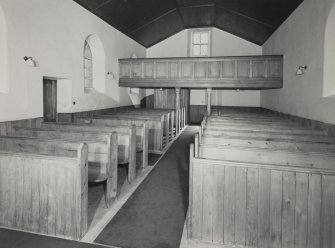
<box><xmin>43</xmin><ymin>78</ymin><xmax>57</xmax><ymax>122</ymax></box>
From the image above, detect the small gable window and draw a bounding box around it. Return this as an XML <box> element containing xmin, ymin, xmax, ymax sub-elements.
<box><xmin>189</xmin><ymin>29</ymin><xmax>212</xmax><ymax>57</ymax></box>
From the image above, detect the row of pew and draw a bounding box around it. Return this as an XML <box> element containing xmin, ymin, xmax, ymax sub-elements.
<box><xmin>188</xmin><ymin>110</ymin><xmax>335</xmax><ymax>248</ymax></box>
<box><xmin>0</xmin><ymin>107</ymin><xmax>186</xmax><ymax>240</ymax></box>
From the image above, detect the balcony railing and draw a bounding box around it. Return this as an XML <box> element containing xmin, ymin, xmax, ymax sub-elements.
<box><xmin>119</xmin><ymin>55</ymin><xmax>283</xmax><ymax>89</ymax></box>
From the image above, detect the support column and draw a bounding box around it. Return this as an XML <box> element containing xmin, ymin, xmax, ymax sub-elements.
<box><xmin>175</xmin><ymin>88</ymin><xmax>180</xmax><ymax>134</ymax></box>
<box><xmin>206</xmin><ymin>88</ymin><xmax>212</xmax><ymax>116</ymax></box>
<box><xmin>175</xmin><ymin>87</ymin><xmax>181</xmax><ymax>110</ymax></box>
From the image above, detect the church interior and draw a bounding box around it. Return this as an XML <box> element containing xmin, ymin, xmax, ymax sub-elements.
<box><xmin>1</xmin><ymin>0</ymin><xmax>335</xmax><ymax>247</ymax></box>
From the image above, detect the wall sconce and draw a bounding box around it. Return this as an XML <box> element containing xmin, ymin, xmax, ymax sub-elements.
<box><xmin>107</xmin><ymin>72</ymin><xmax>115</xmax><ymax>78</ymax></box>
<box><xmin>296</xmin><ymin>65</ymin><xmax>307</xmax><ymax>75</ymax></box>
<box><xmin>23</xmin><ymin>56</ymin><xmax>38</xmax><ymax>67</ymax></box>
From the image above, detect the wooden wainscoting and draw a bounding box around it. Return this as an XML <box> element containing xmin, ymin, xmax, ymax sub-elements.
<box><xmin>0</xmin><ymin>117</ymin><xmax>44</xmax><ymax>135</ymax></box>
<box><xmin>190</xmin><ymin>106</ymin><xmax>263</xmax><ymax>124</ymax></box>
<box><xmin>57</xmin><ymin>105</ymin><xmax>134</xmax><ymax>123</ymax></box>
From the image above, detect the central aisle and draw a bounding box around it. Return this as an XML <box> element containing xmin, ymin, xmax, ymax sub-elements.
<box><xmin>95</xmin><ymin>127</ymin><xmax>197</xmax><ymax>248</ymax></box>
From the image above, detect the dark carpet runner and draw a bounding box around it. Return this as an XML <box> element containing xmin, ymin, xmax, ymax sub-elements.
<box><xmin>0</xmin><ymin>228</ymin><xmax>107</xmax><ymax>248</ymax></box>
<box><xmin>94</xmin><ymin>127</ymin><xmax>196</xmax><ymax>248</ymax></box>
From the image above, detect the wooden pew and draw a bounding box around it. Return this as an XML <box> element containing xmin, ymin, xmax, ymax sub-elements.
<box><xmin>40</xmin><ymin>122</ymin><xmax>145</xmax><ymax>168</ymax></box>
<box><xmin>100</xmin><ymin>110</ymin><xmax>172</xmax><ymax>145</ymax></box>
<box><xmin>107</xmin><ymin>108</ymin><xmax>181</xmax><ymax>141</ymax></box>
<box><xmin>9</xmin><ymin>127</ymin><xmax>121</xmax><ymax>205</ymax></box>
<box><xmin>194</xmin><ymin>139</ymin><xmax>335</xmax><ymax>170</ymax></box>
<box><xmin>205</xmin><ymin>120</ymin><xmax>317</xmax><ymax>130</ymax></box>
<box><xmin>201</xmin><ymin>134</ymin><xmax>335</xmax><ymax>153</ymax></box>
<box><xmin>204</xmin><ymin>124</ymin><xmax>325</xmax><ymax>135</ymax></box>
<box><xmin>142</xmin><ymin>107</ymin><xmax>185</xmax><ymax>129</ymax></box>
<box><xmin>207</xmin><ymin>117</ymin><xmax>300</xmax><ymax>126</ymax></box>
<box><xmin>188</xmin><ymin>143</ymin><xmax>335</xmax><ymax>247</ymax></box>
<box><xmin>0</xmin><ymin>137</ymin><xmax>88</xmax><ymax>240</ymax></box>
<box><xmin>74</xmin><ymin>118</ymin><xmax>149</xmax><ymax>164</ymax></box>
<box><xmin>77</xmin><ymin>115</ymin><xmax>163</xmax><ymax>153</ymax></box>
<box><xmin>201</xmin><ymin>128</ymin><xmax>335</xmax><ymax>143</ymax></box>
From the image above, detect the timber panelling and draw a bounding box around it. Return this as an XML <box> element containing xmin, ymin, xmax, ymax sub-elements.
<box><xmin>0</xmin><ymin>143</ymin><xmax>88</xmax><ymax>240</ymax></box>
<box><xmin>118</xmin><ymin>56</ymin><xmax>283</xmax><ymax>89</ymax></box>
<box><xmin>153</xmin><ymin>88</ymin><xmax>190</xmax><ymax>124</ymax></box>
<box><xmin>188</xmin><ymin>108</ymin><xmax>335</xmax><ymax>248</ymax></box>
<box><xmin>189</xmin><ymin>157</ymin><xmax>335</xmax><ymax>248</ymax></box>
<box><xmin>0</xmin><ymin>117</ymin><xmax>43</xmax><ymax>135</ymax></box>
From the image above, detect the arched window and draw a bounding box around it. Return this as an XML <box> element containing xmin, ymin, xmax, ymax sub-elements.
<box><xmin>84</xmin><ymin>41</ymin><xmax>93</xmax><ymax>89</ymax></box>
<box><xmin>0</xmin><ymin>5</ymin><xmax>8</xmax><ymax>94</ymax></box>
<box><xmin>83</xmin><ymin>34</ymin><xmax>106</xmax><ymax>93</ymax></box>
<box><xmin>323</xmin><ymin>3</ymin><xmax>335</xmax><ymax>97</ymax></box>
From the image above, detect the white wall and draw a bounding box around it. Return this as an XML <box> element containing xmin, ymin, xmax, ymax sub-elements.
<box><xmin>0</xmin><ymin>0</ymin><xmax>146</xmax><ymax>122</ymax></box>
<box><xmin>147</xmin><ymin>28</ymin><xmax>262</xmax><ymax>107</ymax></box>
<box><xmin>0</xmin><ymin>5</ymin><xmax>8</xmax><ymax>94</ymax></box>
<box><xmin>262</xmin><ymin>0</ymin><xmax>335</xmax><ymax>125</ymax></box>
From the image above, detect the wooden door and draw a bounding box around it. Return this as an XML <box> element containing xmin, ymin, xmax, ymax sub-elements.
<box><xmin>43</xmin><ymin>79</ymin><xmax>57</xmax><ymax>122</ymax></box>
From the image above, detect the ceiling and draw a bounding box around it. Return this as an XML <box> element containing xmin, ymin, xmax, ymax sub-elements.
<box><xmin>73</xmin><ymin>0</ymin><xmax>304</xmax><ymax>48</ymax></box>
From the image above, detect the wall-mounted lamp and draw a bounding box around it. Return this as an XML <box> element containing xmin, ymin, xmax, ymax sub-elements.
<box><xmin>107</xmin><ymin>72</ymin><xmax>115</xmax><ymax>78</ymax></box>
<box><xmin>23</xmin><ymin>56</ymin><xmax>38</xmax><ymax>67</ymax></box>
<box><xmin>296</xmin><ymin>65</ymin><xmax>307</xmax><ymax>75</ymax></box>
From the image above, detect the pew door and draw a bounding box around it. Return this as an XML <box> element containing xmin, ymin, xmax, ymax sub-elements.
<box><xmin>43</xmin><ymin>78</ymin><xmax>57</xmax><ymax>122</ymax></box>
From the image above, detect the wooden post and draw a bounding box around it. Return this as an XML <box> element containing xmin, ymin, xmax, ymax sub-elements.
<box><xmin>175</xmin><ymin>87</ymin><xmax>181</xmax><ymax>110</ymax></box>
<box><xmin>175</xmin><ymin>88</ymin><xmax>180</xmax><ymax>134</ymax></box>
<box><xmin>171</xmin><ymin>111</ymin><xmax>175</xmax><ymax>138</ymax></box>
<box><xmin>206</xmin><ymin>88</ymin><xmax>212</xmax><ymax>116</ymax></box>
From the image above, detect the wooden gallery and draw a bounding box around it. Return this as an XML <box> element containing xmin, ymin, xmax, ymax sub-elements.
<box><xmin>0</xmin><ymin>0</ymin><xmax>335</xmax><ymax>247</ymax></box>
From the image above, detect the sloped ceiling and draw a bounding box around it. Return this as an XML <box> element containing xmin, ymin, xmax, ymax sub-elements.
<box><xmin>73</xmin><ymin>0</ymin><xmax>304</xmax><ymax>47</ymax></box>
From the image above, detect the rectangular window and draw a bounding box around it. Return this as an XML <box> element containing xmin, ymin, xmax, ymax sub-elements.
<box><xmin>189</xmin><ymin>29</ymin><xmax>211</xmax><ymax>57</ymax></box>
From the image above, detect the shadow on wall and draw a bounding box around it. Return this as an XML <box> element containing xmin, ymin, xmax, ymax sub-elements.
<box><xmin>72</xmin><ymin>89</ymin><xmax>120</xmax><ymax>112</ymax></box>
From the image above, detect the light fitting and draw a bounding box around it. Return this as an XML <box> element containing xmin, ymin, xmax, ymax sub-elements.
<box><xmin>23</xmin><ymin>56</ymin><xmax>38</xmax><ymax>67</ymax></box>
<box><xmin>296</xmin><ymin>65</ymin><xmax>307</xmax><ymax>75</ymax></box>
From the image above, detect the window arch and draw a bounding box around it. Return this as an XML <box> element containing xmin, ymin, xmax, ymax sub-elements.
<box><xmin>0</xmin><ymin>5</ymin><xmax>8</xmax><ymax>94</ymax></box>
<box><xmin>84</xmin><ymin>41</ymin><xmax>93</xmax><ymax>89</ymax></box>
<box><xmin>83</xmin><ymin>34</ymin><xmax>106</xmax><ymax>93</ymax></box>
<box><xmin>323</xmin><ymin>3</ymin><xmax>335</xmax><ymax>97</ymax></box>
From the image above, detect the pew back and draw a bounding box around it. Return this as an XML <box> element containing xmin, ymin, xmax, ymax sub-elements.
<box><xmin>72</xmin><ymin>119</ymin><xmax>149</xmax><ymax>167</ymax></box>
<box><xmin>0</xmin><ymin>142</ymin><xmax>88</xmax><ymax>240</ymax></box>
<box><xmin>77</xmin><ymin>116</ymin><xmax>162</xmax><ymax>153</ymax></box>
<box><xmin>188</xmin><ymin>144</ymin><xmax>335</xmax><ymax>247</ymax></box>
<box><xmin>9</xmin><ymin>127</ymin><xmax>121</xmax><ymax>203</ymax></box>
<box><xmin>40</xmin><ymin>122</ymin><xmax>142</xmax><ymax>167</ymax></box>
<box><xmin>201</xmin><ymin>134</ymin><xmax>335</xmax><ymax>153</ymax></box>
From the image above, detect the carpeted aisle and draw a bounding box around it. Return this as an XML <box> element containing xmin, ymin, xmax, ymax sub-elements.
<box><xmin>0</xmin><ymin>228</ymin><xmax>109</xmax><ymax>248</ymax></box>
<box><xmin>94</xmin><ymin>127</ymin><xmax>197</xmax><ymax>248</ymax></box>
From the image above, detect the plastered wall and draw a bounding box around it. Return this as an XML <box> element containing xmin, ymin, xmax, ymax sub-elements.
<box><xmin>0</xmin><ymin>0</ymin><xmax>146</xmax><ymax>122</ymax></box>
<box><xmin>261</xmin><ymin>0</ymin><xmax>335</xmax><ymax>125</ymax></box>
<box><xmin>147</xmin><ymin>28</ymin><xmax>262</xmax><ymax>107</ymax></box>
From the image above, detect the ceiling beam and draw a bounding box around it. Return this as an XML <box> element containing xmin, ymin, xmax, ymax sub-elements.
<box><xmin>215</xmin><ymin>5</ymin><xmax>276</xmax><ymax>29</ymax></box>
<box><xmin>91</xmin><ymin>0</ymin><xmax>115</xmax><ymax>12</ymax></box>
<box><xmin>128</xmin><ymin>8</ymin><xmax>178</xmax><ymax>35</ymax></box>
